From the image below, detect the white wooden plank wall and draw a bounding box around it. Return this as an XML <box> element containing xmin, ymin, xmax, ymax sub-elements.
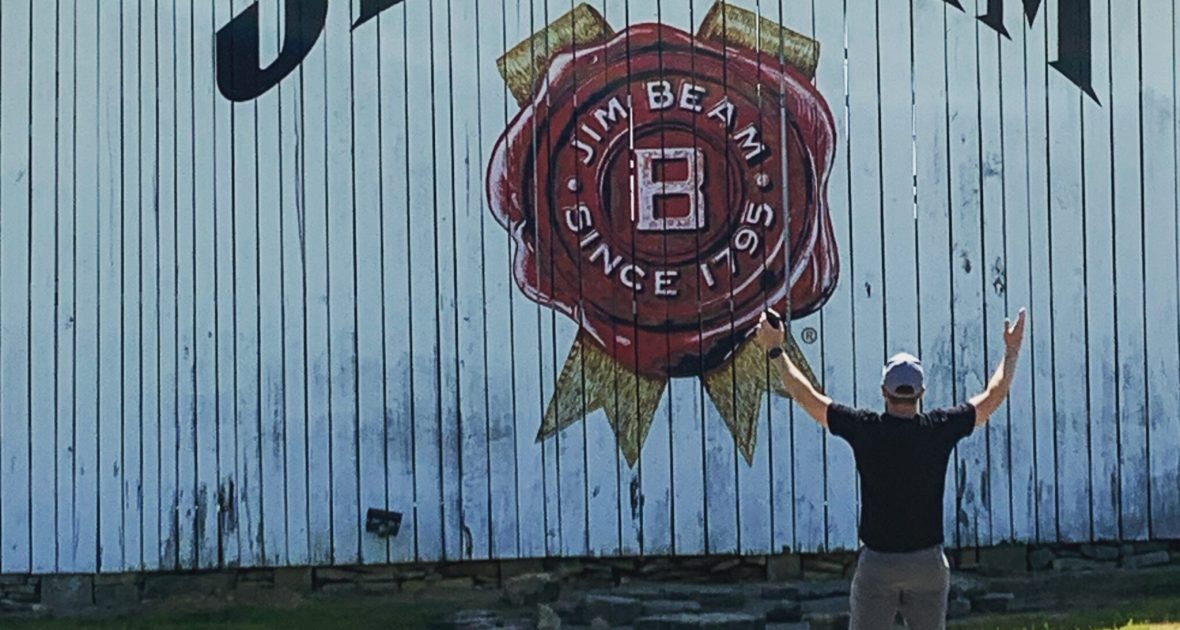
<box><xmin>0</xmin><ymin>0</ymin><xmax>1176</xmax><ymax>573</ymax></box>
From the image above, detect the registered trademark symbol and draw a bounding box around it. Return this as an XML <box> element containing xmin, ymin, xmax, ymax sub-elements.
<box><xmin>801</xmin><ymin>327</ymin><xmax>818</xmax><ymax>344</ymax></box>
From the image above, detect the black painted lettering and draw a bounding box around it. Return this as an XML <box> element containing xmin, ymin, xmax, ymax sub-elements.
<box><xmin>353</xmin><ymin>0</ymin><xmax>407</xmax><ymax>31</ymax></box>
<box><xmin>216</xmin><ymin>0</ymin><xmax>328</xmax><ymax>102</ymax></box>
<box><xmin>946</xmin><ymin>0</ymin><xmax>1096</xmax><ymax>103</ymax></box>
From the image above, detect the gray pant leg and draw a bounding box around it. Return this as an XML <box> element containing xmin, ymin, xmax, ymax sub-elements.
<box><xmin>897</xmin><ymin>549</ymin><xmax>950</xmax><ymax>630</ymax></box>
<box><xmin>850</xmin><ymin>549</ymin><xmax>901</xmax><ymax>630</ymax></box>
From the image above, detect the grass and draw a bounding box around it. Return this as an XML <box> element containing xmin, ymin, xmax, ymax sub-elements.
<box><xmin>1</xmin><ymin>593</ymin><xmax>481</xmax><ymax>630</ymax></box>
<box><xmin>951</xmin><ymin>566</ymin><xmax>1180</xmax><ymax>630</ymax></box>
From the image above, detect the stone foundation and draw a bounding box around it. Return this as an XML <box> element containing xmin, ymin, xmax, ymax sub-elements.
<box><xmin>1</xmin><ymin>540</ymin><xmax>1177</xmax><ymax>619</ymax></box>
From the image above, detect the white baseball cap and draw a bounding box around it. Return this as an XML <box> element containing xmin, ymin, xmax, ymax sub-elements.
<box><xmin>882</xmin><ymin>352</ymin><xmax>924</xmax><ymax>398</ymax></box>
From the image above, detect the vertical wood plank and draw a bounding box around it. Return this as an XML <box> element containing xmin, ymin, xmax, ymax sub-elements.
<box><xmin>1139</xmin><ymin>0</ymin><xmax>1180</xmax><ymax>539</ymax></box>
<box><xmin>323</xmin><ymin>0</ymin><xmax>359</xmax><ymax>565</ymax></box>
<box><xmin>277</xmin><ymin>0</ymin><xmax>311</xmax><ymax>566</ymax></box>
<box><xmin>1081</xmin><ymin>0</ymin><xmax>1120</xmax><ymax>542</ymax></box>
<box><xmin>55</xmin><ymin>0</ymin><xmax>81</xmax><ymax>573</ymax></box>
<box><xmin>138</xmin><ymin>0</ymin><xmax>163</xmax><ymax>571</ymax></box>
<box><xmin>1110</xmin><ymin>0</ymin><xmax>1147</xmax><ymax>542</ymax></box>
<box><xmin>813</xmin><ymin>0</ymin><xmax>858</xmax><ymax>553</ymax></box>
<box><xmin>350</xmin><ymin>0</ymin><xmax>388</xmax><ymax>566</ymax></box>
<box><xmin>0</xmin><ymin>0</ymin><xmax>32</xmax><ymax>573</ymax></box>
<box><xmin>845</xmin><ymin>0</ymin><xmax>886</xmax><ymax>416</ymax></box>
<box><xmin>975</xmin><ymin>0</ymin><xmax>1012</xmax><ymax>546</ymax></box>
<box><xmin>255</xmin><ymin>0</ymin><xmax>287</xmax><ymax>568</ymax></box>
<box><xmin>212</xmin><ymin>0</ymin><xmax>240</xmax><ymax>569</ymax></box>
<box><xmin>299</xmin><ymin>2</ymin><xmax>334</xmax><ymax>563</ymax></box>
<box><xmin>772</xmin><ymin>0</ymin><xmax>819</xmax><ymax>557</ymax></box>
<box><xmin>435</xmin><ymin>0</ymin><xmax>466</xmax><ymax>562</ymax></box>
<box><xmin>588</xmin><ymin>0</ymin><xmax>633</xmax><ymax>559</ymax></box>
<box><xmin>912</xmin><ymin>0</ymin><xmax>959</xmax><ymax>549</ymax></box>
<box><xmin>155</xmin><ymin>0</ymin><xmax>181</xmax><ymax>571</ymax></box>
<box><xmin>531</xmin><ymin>0</ymin><xmax>571</xmax><ymax>561</ymax></box>
<box><xmin>226</xmin><ymin>0</ymin><xmax>263</xmax><ymax>566</ymax></box>
<box><xmin>1024</xmin><ymin>7</ymin><xmax>1058</xmax><ymax>543</ymax></box>
<box><xmin>660</xmin><ymin>0</ymin><xmax>709</xmax><ymax>558</ymax></box>
<box><xmin>96</xmin><ymin>0</ymin><xmax>125</xmax><ymax>572</ymax></box>
<box><xmin>377</xmin><ymin>0</ymin><xmax>416</xmax><ymax>564</ymax></box>
<box><xmin>404</xmin><ymin>0</ymin><xmax>445</xmax><ymax>562</ymax></box>
<box><xmin>1045</xmin><ymin>1</ymin><xmax>1092</xmax><ymax>544</ymax></box>
<box><xmin>731</xmin><ymin>0</ymin><xmax>775</xmax><ymax>557</ymax></box>
<box><xmin>997</xmin><ymin>5</ymin><xmax>1037</xmax><ymax>544</ymax></box>
<box><xmin>880</xmin><ymin>0</ymin><xmax>919</xmax><ymax>360</ymax></box>
<box><xmin>473</xmin><ymin>0</ymin><xmax>523</xmax><ymax>560</ymax></box>
<box><xmin>638</xmin><ymin>0</ymin><xmax>680</xmax><ymax>558</ymax></box>
<box><xmin>29</xmin><ymin>0</ymin><xmax>59</xmax><ymax>574</ymax></box>
<box><xmin>119</xmin><ymin>0</ymin><xmax>145</xmax><ymax>571</ymax></box>
<box><xmin>945</xmin><ymin>0</ymin><xmax>987</xmax><ymax>549</ymax></box>
<box><xmin>503</xmin><ymin>0</ymin><xmax>551</xmax><ymax>559</ymax></box>
<box><xmin>694</xmin><ymin>0</ymin><xmax>739</xmax><ymax>557</ymax></box>
<box><xmin>195</xmin><ymin>0</ymin><xmax>224</xmax><ymax>569</ymax></box>
<box><xmin>447</xmin><ymin>0</ymin><xmax>495</xmax><ymax>561</ymax></box>
<box><xmin>175</xmin><ymin>0</ymin><xmax>204</xmax><ymax>569</ymax></box>
<box><xmin>72</xmin><ymin>0</ymin><xmax>102</xmax><ymax>574</ymax></box>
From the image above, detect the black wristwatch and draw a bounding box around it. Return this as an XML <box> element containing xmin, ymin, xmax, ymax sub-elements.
<box><xmin>767</xmin><ymin>346</ymin><xmax>784</xmax><ymax>359</ymax></box>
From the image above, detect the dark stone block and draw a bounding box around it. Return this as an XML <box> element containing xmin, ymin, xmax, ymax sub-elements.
<box><xmin>766</xmin><ymin>554</ymin><xmax>802</xmax><ymax>582</ymax></box>
<box><xmin>579</xmin><ymin>594</ymin><xmax>646</xmax><ymax>625</ymax></box>
<box><xmin>802</xmin><ymin>612</ymin><xmax>849</xmax><ymax>630</ymax></box>
<box><xmin>634</xmin><ymin>612</ymin><xmax>767</xmax><ymax>630</ymax></box>
<box><xmin>1080</xmin><ymin>544</ymin><xmax>1120</xmax><ymax>561</ymax></box>
<box><xmin>93</xmin><ymin>582</ymin><xmax>139</xmax><ymax>608</ymax></box>
<box><xmin>795</xmin><ymin>581</ymin><xmax>850</xmax><ymax>601</ymax></box>
<box><xmin>978</xmin><ymin>545</ymin><xmax>1028</xmax><ymax>574</ymax></box>
<box><xmin>765</xmin><ymin>601</ymin><xmax>802</xmax><ymax>622</ymax></box>
<box><xmin>273</xmin><ymin>567</ymin><xmax>313</xmax><ymax>593</ymax></box>
<box><xmin>971</xmin><ymin>592</ymin><xmax>1016</xmax><ymax>613</ymax></box>
<box><xmin>947</xmin><ymin>597</ymin><xmax>971</xmax><ymax>619</ymax></box>
<box><xmin>142</xmin><ymin>572</ymin><xmax>234</xmax><ymax>600</ymax></box>
<box><xmin>1029</xmin><ymin>548</ymin><xmax>1056</xmax><ymax>570</ymax></box>
<box><xmin>659</xmin><ymin>585</ymin><xmax>747</xmax><ymax>609</ymax></box>
<box><xmin>41</xmin><ymin>575</ymin><xmax>93</xmax><ymax>611</ymax></box>
<box><xmin>645</xmin><ymin>599</ymin><xmax>704</xmax><ymax>615</ymax></box>
<box><xmin>1126</xmin><ymin>550</ymin><xmax>1171</xmax><ymax>569</ymax></box>
<box><xmin>1052</xmin><ymin>558</ymin><xmax>1115</xmax><ymax>572</ymax></box>
<box><xmin>799</xmin><ymin>596</ymin><xmax>848</xmax><ymax>616</ymax></box>
<box><xmin>503</xmin><ymin>573</ymin><xmax>560</xmax><ymax>606</ymax></box>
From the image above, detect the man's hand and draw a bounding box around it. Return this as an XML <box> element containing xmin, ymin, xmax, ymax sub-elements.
<box><xmin>969</xmin><ymin>307</ymin><xmax>1027</xmax><ymax>425</ymax></box>
<box><xmin>1004</xmin><ymin>308</ymin><xmax>1027</xmax><ymax>357</ymax></box>
<box><xmin>755</xmin><ymin>310</ymin><xmax>786</xmax><ymax>350</ymax></box>
<box><xmin>756</xmin><ymin>309</ymin><xmax>832</xmax><ymax>427</ymax></box>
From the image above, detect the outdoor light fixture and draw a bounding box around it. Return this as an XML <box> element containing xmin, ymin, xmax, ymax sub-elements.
<box><xmin>365</xmin><ymin>508</ymin><xmax>403</xmax><ymax>538</ymax></box>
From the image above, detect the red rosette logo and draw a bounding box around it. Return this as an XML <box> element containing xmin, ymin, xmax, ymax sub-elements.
<box><xmin>487</xmin><ymin>3</ymin><xmax>839</xmax><ymax>465</ymax></box>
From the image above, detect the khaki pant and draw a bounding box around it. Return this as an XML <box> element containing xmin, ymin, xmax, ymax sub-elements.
<box><xmin>850</xmin><ymin>545</ymin><xmax>950</xmax><ymax>630</ymax></box>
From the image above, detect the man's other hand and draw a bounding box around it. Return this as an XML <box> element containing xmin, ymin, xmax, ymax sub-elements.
<box><xmin>1004</xmin><ymin>307</ymin><xmax>1027</xmax><ymax>357</ymax></box>
<box><xmin>755</xmin><ymin>310</ymin><xmax>786</xmax><ymax>350</ymax></box>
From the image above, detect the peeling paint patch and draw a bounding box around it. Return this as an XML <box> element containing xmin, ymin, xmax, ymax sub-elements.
<box><xmin>629</xmin><ymin>476</ymin><xmax>644</xmax><ymax>521</ymax></box>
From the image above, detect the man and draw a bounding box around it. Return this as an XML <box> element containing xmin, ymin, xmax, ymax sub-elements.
<box><xmin>754</xmin><ymin>307</ymin><xmax>1026</xmax><ymax>630</ymax></box>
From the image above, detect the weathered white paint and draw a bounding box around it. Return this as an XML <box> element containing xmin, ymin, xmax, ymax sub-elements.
<box><xmin>0</xmin><ymin>0</ymin><xmax>1177</xmax><ymax>573</ymax></box>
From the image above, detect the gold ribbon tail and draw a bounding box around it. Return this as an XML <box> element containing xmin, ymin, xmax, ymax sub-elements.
<box><xmin>705</xmin><ymin>333</ymin><xmax>822</xmax><ymax>465</ymax></box>
<box><xmin>537</xmin><ymin>331</ymin><xmax>666</xmax><ymax>468</ymax></box>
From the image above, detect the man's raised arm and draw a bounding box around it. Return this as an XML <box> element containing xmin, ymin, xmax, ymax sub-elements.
<box><xmin>969</xmin><ymin>307</ymin><xmax>1027</xmax><ymax>426</ymax></box>
<box><xmin>753</xmin><ymin>311</ymin><xmax>833</xmax><ymax>427</ymax></box>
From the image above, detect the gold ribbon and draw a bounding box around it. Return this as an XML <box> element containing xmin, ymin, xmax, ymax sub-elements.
<box><xmin>499</xmin><ymin>2</ymin><xmax>822</xmax><ymax>467</ymax></box>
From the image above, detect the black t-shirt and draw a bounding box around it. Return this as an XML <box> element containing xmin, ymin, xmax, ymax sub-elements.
<box><xmin>827</xmin><ymin>402</ymin><xmax>976</xmax><ymax>552</ymax></box>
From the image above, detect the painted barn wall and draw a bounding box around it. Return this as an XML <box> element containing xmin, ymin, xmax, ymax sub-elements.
<box><xmin>0</xmin><ymin>0</ymin><xmax>1176</xmax><ymax>574</ymax></box>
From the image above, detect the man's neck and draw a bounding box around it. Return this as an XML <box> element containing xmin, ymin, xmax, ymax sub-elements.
<box><xmin>885</xmin><ymin>400</ymin><xmax>919</xmax><ymax>418</ymax></box>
